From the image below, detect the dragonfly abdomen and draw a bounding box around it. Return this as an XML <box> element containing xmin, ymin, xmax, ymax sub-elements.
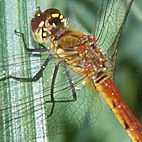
<box><xmin>95</xmin><ymin>77</ymin><xmax>142</xmax><ymax>142</ymax></box>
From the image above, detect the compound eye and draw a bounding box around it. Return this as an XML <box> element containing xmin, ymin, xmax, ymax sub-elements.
<box><xmin>30</xmin><ymin>8</ymin><xmax>42</xmax><ymax>26</ymax></box>
<box><xmin>35</xmin><ymin>12</ymin><xmax>41</xmax><ymax>18</ymax></box>
<box><xmin>30</xmin><ymin>10</ymin><xmax>47</xmax><ymax>44</ymax></box>
<box><xmin>30</xmin><ymin>14</ymin><xmax>45</xmax><ymax>33</ymax></box>
<box><xmin>30</xmin><ymin>8</ymin><xmax>66</xmax><ymax>44</ymax></box>
<box><xmin>45</xmin><ymin>9</ymin><xmax>65</xmax><ymax>28</ymax></box>
<box><xmin>31</xmin><ymin>18</ymin><xmax>35</xmax><ymax>23</ymax></box>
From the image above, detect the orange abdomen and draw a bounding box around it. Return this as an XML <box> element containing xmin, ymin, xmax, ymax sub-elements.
<box><xmin>95</xmin><ymin>77</ymin><xmax>142</xmax><ymax>142</ymax></box>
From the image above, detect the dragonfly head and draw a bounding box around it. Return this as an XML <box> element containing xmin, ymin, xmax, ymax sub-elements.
<box><xmin>30</xmin><ymin>7</ymin><xmax>67</xmax><ymax>44</ymax></box>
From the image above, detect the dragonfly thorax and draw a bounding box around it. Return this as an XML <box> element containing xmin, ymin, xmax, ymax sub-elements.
<box><xmin>53</xmin><ymin>30</ymin><xmax>108</xmax><ymax>82</ymax></box>
<box><xmin>30</xmin><ymin>8</ymin><xmax>109</xmax><ymax>83</ymax></box>
<box><xmin>30</xmin><ymin>8</ymin><xmax>67</xmax><ymax>44</ymax></box>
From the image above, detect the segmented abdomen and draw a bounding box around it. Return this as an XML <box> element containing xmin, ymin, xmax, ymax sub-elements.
<box><xmin>95</xmin><ymin>77</ymin><xmax>142</xmax><ymax>142</ymax></box>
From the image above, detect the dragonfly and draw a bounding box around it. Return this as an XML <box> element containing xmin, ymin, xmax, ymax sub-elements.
<box><xmin>0</xmin><ymin>0</ymin><xmax>142</xmax><ymax>141</ymax></box>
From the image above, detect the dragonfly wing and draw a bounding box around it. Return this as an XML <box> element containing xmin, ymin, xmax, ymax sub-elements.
<box><xmin>41</xmin><ymin>55</ymin><xmax>102</xmax><ymax>135</ymax></box>
<box><xmin>93</xmin><ymin>0</ymin><xmax>132</xmax><ymax>78</ymax></box>
<box><xmin>0</xmin><ymin>51</ymin><xmax>102</xmax><ymax>140</ymax></box>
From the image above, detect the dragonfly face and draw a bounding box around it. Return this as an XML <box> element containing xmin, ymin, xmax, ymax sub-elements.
<box><xmin>30</xmin><ymin>8</ymin><xmax>67</xmax><ymax>44</ymax></box>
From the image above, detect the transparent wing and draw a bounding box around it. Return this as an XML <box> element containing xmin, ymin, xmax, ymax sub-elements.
<box><xmin>0</xmin><ymin>51</ymin><xmax>101</xmax><ymax>141</ymax></box>
<box><xmin>93</xmin><ymin>0</ymin><xmax>133</xmax><ymax>77</ymax></box>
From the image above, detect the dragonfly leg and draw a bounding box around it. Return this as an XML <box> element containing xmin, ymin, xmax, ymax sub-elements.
<box><xmin>46</xmin><ymin>63</ymin><xmax>59</xmax><ymax>117</ymax></box>
<box><xmin>63</xmin><ymin>66</ymin><xmax>77</xmax><ymax>102</ymax></box>
<box><xmin>46</xmin><ymin>64</ymin><xmax>77</xmax><ymax>117</ymax></box>
<box><xmin>14</xmin><ymin>30</ymin><xmax>49</xmax><ymax>52</ymax></box>
<box><xmin>0</xmin><ymin>55</ymin><xmax>52</xmax><ymax>82</ymax></box>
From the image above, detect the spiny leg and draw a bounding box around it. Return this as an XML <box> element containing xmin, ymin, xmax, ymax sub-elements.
<box><xmin>0</xmin><ymin>55</ymin><xmax>52</xmax><ymax>82</ymax></box>
<box><xmin>46</xmin><ymin>63</ymin><xmax>59</xmax><ymax>117</ymax></box>
<box><xmin>46</xmin><ymin>64</ymin><xmax>77</xmax><ymax>117</ymax></box>
<box><xmin>14</xmin><ymin>30</ymin><xmax>49</xmax><ymax>52</ymax></box>
<box><xmin>62</xmin><ymin>66</ymin><xmax>77</xmax><ymax>102</ymax></box>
